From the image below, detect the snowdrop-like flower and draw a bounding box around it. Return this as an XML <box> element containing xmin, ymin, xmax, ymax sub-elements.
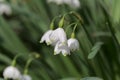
<box><xmin>3</xmin><ymin>66</ymin><xmax>21</xmax><ymax>80</ymax></box>
<box><xmin>47</xmin><ymin>0</ymin><xmax>80</xmax><ymax>9</ymax></box>
<box><xmin>68</xmin><ymin>38</ymin><xmax>79</xmax><ymax>51</ymax></box>
<box><xmin>54</xmin><ymin>41</ymin><xmax>70</xmax><ymax>56</ymax></box>
<box><xmin>50</xmin><ymin>28</ymin><xmax>67</xmax><ymax>45</ymax></box>
<box><xmin>40</xmin><ymin>30</ymin><xmax>53</xmax><ymax>45</ymax></box>
<box><xmin>65</xmin><ymin>0</ymin><xmax>80</xmax><ymax>9</ymax></box>
<box><xmin>0</xmin><ymin>3</ymin><xmax>12</xmax><ymax>15</ymax></box>
<box><xmin>21</xmin><ymin>75</ymin><xmax>32</xmax><ymax>80</ymax></box>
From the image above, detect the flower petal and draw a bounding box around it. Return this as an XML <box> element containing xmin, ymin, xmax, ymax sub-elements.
<box><xmin>3</xmin><ymin>66</ymin><xmax>21</xmax><ymax>79</ymax></box>
<box><xmin>54</xmin><ymin>42</ymin><xmax>70</xmax><ymax>56</ymax></box>
<box><xmin>68</xmin><ymin>38</ymin><xmax>79</xmax><ymax>51</ymax></box>
<box><xmin>54</xmin><ymin>42</ymin><xmax>61</xmax><ymax>55</ymax></box>
<box><xmin>40</xmin><ymin>30</ymin><xmax>53</xmax><ymax>45</ymax></box>
<box><xmin>50</xmin><ymin>28</ymin><xmax>67</xmax><ymax>45</ymax></box>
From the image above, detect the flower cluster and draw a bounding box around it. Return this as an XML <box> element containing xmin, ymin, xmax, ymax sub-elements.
<box><xmin>40</xmin><ymin>16</ymin><xmax>80</xmax><ymax>56</ymax></box>
<box><xmin>3</xmin><ymin>66</ymin><xmax>21</xmax><ymax>80</ymax></box>
<box><xmin>3</xmin><ymin>66</ymin><xmax>32</xmax><ymax>80</ymax></box>
<box><xmin>0</xmin><ymin>0</ymin><xmax>12</xmax><ymax>15</ymax></box>
<box><xmin>47</xmin><ymin>0</ymin><xmax>80</xmax><ymax>9</ymax></box>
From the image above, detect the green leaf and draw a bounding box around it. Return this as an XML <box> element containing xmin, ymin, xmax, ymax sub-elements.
<box><xmin>0</xmin><ymin>53</ymin><xmax>12</xmax><ymax>64</ymax></box>
<box><xmin>88</xmin><ymin>42</ymin><xmax>104</xmax><ymax>59</ymax></box>
<box><xmin>80</xmin><ymin>77</ymin><xmax>103</xmax><ymax>80</ymax></box>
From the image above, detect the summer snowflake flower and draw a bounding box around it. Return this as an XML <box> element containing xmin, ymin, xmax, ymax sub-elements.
<box><xmin>65</xmin><ymin>0</ymin><xmax>80</xmax><ymax>9</ymax></box>
<box><xmin>68</xmin><ymin>38</ymin><xmax>79</xmax><ymax>51</ymax></box>
<box><xmin>3</xmin><ymin>66</ymin><xmax>21</xmax><ymax>80</ymax></box>
<box><xmin>47</xmin><ymin>0</ymin><xmax>80</xmax><ymax>9</ymax></box>
<box><xmin>40</xmin><ymin>30</ymin><xmax>53</xmax><ymax>45</ymax></box>
<box><xmin>0</xmin><ymin>3</ymin><xmax>12</xmax><ymax>15</ymax></box>
<box><xmin>50</xmin><ymin>28</ymin><xmax>67</xmax><ymax>45</ymax></box>
<box><xmin>21</xmin><ymin>75</ymin><xmax>32</xmax><ymax>80</ymax></box>
<box><xmin>54</xmin><ymin>41</ymin><xmax>70</xmax><ymax>56</ymax></box>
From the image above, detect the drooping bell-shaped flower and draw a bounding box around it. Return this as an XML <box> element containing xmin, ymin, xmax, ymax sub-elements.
<box><xmin>47</xmin><ymin>0</ymin><xmax>80</xmax><ymax>9</ymax></box>
<box><xmin>54</xmin><ymin>41</ymin><xmax>70</xmax><ymax>56</ymax></box>
<box><xmin>21</xmin><ymin>75</ymin><xmax>32</xmax><ymax>80</ymax></box>
<box><xmin>68</xmin><ymin>38</ymin><xmax>79</xmax><ymax>51</ymax></box>
<box><xmin>3</xmin><ymin>66</ymin><xmax>21</xmax><ymax>80</ymax></box>
<box><xmin>50</xmin><ymin>28</ymin><xmax>67</xmax><ymax>45</ymax></box>
<box><xmin>64</xmin><ymin>0</ymin><xmax>80</xmax><ymax>9</ymax></box>
<box><xmin>40</xmin><ymin>30</ymin><xmax>53</xmax><ymax>45</ymax></box>
<box><xmin>0</xmin><ymin>3</ymin><xmax>12</xmax><ymax>15</ymax></box>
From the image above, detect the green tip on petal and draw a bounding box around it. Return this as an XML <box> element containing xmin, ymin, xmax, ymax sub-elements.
<box><xmin>63</xmin><ymin>53</ymin><xmax>67</xmax><ymax>56</ymax></box>
<box><xmin>60</xmin><ymin>42</ymin><xmax>67</xmax><ymax>46</ymax></box>
<box><xmin>47</xmin><ymin>42</ymin><xmax>51</xmax><ymax>45</ymax></box>
<box><xmin>40</xmin><ymin>41</ymin><xmax>43</xmax><ymax>43</ymax></box>
<box><xmin>61</xmin><ymin>43</ymin><xmax>65</xmax><ymax>46</ymax></box>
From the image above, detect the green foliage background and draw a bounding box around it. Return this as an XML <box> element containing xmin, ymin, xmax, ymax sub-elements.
<box><xmin>0</xmin><ymin>0</ymin><xmax>120</xmax><ymax>80</ymax></box>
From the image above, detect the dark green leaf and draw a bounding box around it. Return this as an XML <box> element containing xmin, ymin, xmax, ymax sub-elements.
<box><xmin>88</xmin><ymin>42</ymin><xmax>104</xmax><ymax>59</ymax></box>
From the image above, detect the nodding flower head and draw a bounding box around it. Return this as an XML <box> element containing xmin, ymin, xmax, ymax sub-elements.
<box><xmin>0</xmin><ymin>3</ymin><xmax>12</xmax><ymax>15</ymax></box>
<box><xmin>47</xmin><ymin>0</ymin><xmax>80</xmax><ymax>9</ymax></box>
<box><xmin>21</xmin><ymin>75</ymin><xmax>32</xmax><ymax>80</ymax></box>
<box><xmin>68</xmin><ymin>38</ymin><xmax>79</xmax><ymax>51</ymax></box>
<box><xmin>54</xmin><ymin>41</ymin><xmax>70</xmax><ymax>56</ymax></box>
<box><xmin>40</xmin><ymin>30</ymin><xmax>53</xmax><ymax>45</ymax></box>
<box><xmin>50</xmin><ymin>28</ymin><xmax>67</xmax><ymax>46</ymax></box>
<box><xmin>3</xmin><ymin>66</ymin><xmax>21</xmax><ymax>80</ymax></box>
<box><xmin>64</xmin><ymin>0</ymin><xmax>80</xmax><ymax>9</ymax></box>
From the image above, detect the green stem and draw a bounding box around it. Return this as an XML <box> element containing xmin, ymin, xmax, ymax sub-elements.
<box><xmin>11</xmin><ymin>55</ymin><xmax>19</xmax><ymax>67</ymax></box>
<box><xmin>58</xmin><ymin>13</ymin><xmax>70</xmax><ymax>28</ymax></box>
<box><xmin>71</xmin><ymin>11</ymin><xmax>93</xmax><ymax>44</ymax></box>
<box><xmin>24</xmin><ymin>58</ymin><xmax>33</xmax><ymax>75</ymax></box>
<box><xmin>50</xmin><ymin>16</ymin><xmax>61</xmax><ymax>30</ymax></box>
<box><xmin>73</xmin><ymin>24</ymin><xmax>78</xmax><ymax>33</ymax></box>
<box><xmin>71</xmin><ymin>24</ymin><xmax>78</xmax><ymax>38</ymax></box>
<box><xmin>65</xmin><ymin>22</ymin><xmax>77</xmax><ymax>32</ymax></box>
<box><xmin>70</xmin><ymin>11</ymin><xmax>84</xmax><ymax>24</ymax></box>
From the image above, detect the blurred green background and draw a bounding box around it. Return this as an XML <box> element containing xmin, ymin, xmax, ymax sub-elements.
<box><xmin>0</xmin><ymin>0</ymin><xmax>120</xmax><ymax>80</ymax></box>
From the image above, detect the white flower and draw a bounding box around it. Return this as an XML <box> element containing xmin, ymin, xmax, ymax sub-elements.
<box><xmin>54</xmin><ymin>41</ymin><xmax>70</xmax><ymax>56</ymax></box>
<box><xmin>67</xmin><ymin>0</ymin><xmax>80</xmax><ymax>9</ymax></box>
<box><xmin>47</xmin><ymin>0</ymin><xmax>80</xmax><ymax>9</ymax></box>
<box><xmin>0</xmin><ymin>3</ymin><xmax>12</xmax><ymax>15</ymax></box>
<box><xmin>68</xmin><ymin>38</ymin><xmax>79</xmax><ymax>51</ymax></box>
<box><xmin>40</xmin><ymin>28</ymin><xmax>67</xmax><ymax>46</ymax></box>
<box><xmin>21</xmin><ymin>75</ymin><xmax>32</xmax><ymax>80</ymax></box>
<box><xmin>50</xmin><ymin>28</ymin><xmax>67</xmax><ymax>45</ymax></box>
<box><xmin>40</xmin><ymin>30</ymin><xmax>53</xmax><ymax>45</ymax></box>
<box><xmin>3</xmin><ymin>66</ymin><xmax>21</xmax><ymax>80</ymax></box>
